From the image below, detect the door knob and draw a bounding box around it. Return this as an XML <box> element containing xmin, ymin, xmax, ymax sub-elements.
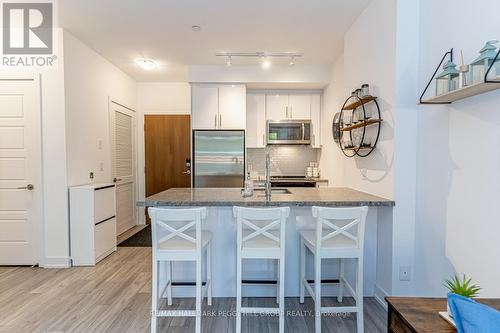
<box><xmin>113</xmin><ymin>177</ymin><xmax>122</xmax><ymax>183</ymax></box>
<box><xmin>182</xmin><ymin>170</ymin><xmax>191</xmax><ymax>175</ymax></box>
<box><xmin>17</xmin><ymin>184</ymin><xmax>34</xmax><ymax>190</ymax></box>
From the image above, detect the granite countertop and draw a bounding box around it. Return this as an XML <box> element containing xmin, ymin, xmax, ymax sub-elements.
<box><xmin>139</xmin><ymin>187</ymin><xmax>395</xmax><ymax>207</ymax></box>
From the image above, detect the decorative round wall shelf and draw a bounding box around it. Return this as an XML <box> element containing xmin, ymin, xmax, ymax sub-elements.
<box><xmin>333</xmin><ymin>95</ymin><xmax>382</xmax><ymax>157</ymax></box>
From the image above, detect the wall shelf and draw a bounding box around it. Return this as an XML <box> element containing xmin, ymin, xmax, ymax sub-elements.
<box><xmin>420</xmin><ymin>48</ymin><xmax>500</xmax><ymax>104</ymax></box>
<box><xmin>342</xmin><ymin>96</ymin><xmax>377</xmax><ymax>110</ymax></box>
<box><xmin>333</xmin><ymin>94</ymin><xmax>382</xmax><ymax>158</ymax></box>
<box><xmin>421</xmin><ymin>80</ymin><xmax>500</xmax><ymax>104</ymax></box>
<box><xmin>340</xmin><ymin>118</ymin><xmax>383</xmax><ymax>132</ymax></box>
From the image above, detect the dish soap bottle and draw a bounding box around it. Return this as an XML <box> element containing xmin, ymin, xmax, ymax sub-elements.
<box><xmin>243</xmin><ymin>172</ymin><xmax>254</xmax><ymax>197</ymax></box>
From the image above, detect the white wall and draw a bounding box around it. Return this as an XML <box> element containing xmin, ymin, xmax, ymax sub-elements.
<box><xmin>188</xmin><ymin>64</ymin><xmax>331</xmax><ymax>87</ymax></box>
<box><xmin>415</xmin><ymin>0</ymin><xmax>500</xmax><ymax>297</ymax></box>
<box><xmin>136</xmin><ymin>82</ymin><xmax>191</xmax><ymax>223</ymax></box>
<box><xmin>64</xmin><ymin>31</ymin><xmax>137</xmax><ymax>186</ymax></box>
<box><xmin>320</xmin><ymin>0</ymin><xmax>422</xmax><ymax>298</ymax></box>
<box><xmin>320</xmin><ymin>0</ymin><xmax>396</xmax><ymax>200</ymax></box>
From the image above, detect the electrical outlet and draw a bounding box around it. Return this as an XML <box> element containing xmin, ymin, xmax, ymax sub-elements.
<box><xmin>98</xmin><ymin>140</ymin><xmax>103</xmax><ymax>150</ymax></box>
<box><xmin>399</xmin><ymin>265</ymin><xmax>411</xmax><ymax>281</ymax></box>
<box><xmin>99</xmin><ymin>162</ymin><xmax>104</xmax><ymax>171</ymax></box>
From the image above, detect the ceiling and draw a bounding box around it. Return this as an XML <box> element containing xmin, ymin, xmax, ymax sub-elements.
<box><xmin>59</xmin><ymin>0</ymin><xmax>370</xmax><ymax>82</ymax></box>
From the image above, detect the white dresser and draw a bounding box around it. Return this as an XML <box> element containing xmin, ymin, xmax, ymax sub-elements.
<box><xmin>69</xmin><ymin>183</ymin><xmax>117</xmax><ymax>266</ymax></box>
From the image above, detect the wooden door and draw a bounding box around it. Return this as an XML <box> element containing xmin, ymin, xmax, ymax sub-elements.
<box><xmin>145</xmin><ymin>115</ymin><xmax>191</xmax><ymax>199</ymax></box>
<box><xmin>109</xmin><ymin>101</ymin><xmax>137</xmax><ymax>235</ymax></box>
<box><xmin>0</xmin><ymin>78</ymin><xmax>42</xmax><ymax>265</ymax></box>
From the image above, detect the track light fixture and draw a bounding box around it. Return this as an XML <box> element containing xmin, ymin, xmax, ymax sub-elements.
<box><xmin>215</xmin><ymin>52</ymin><xmax>302</xmax><ymax>68</ymax></box>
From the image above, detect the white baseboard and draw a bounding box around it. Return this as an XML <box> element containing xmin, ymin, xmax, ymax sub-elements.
<box><xmin>42</xmin><ymin>256</ymin><xmax>71</xmax><ymax>268</ymax></box>
<box><xmin>374</xmin><ymin>283</ymin><xmax>389</xmax><ymax>310</ymax></box>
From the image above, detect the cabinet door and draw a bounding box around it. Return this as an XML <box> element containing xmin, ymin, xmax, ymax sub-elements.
<box><xmin>218</xmin><ymin>85</ymin><xmax>246</xmax><ymax>129</ymax></box>
<box><xmin>310</xmin><ymin>93</ymin><xmax>322</xmax><ymax>148</ymax></box>
<box><xmin>191</xmin><ymin>85</ymin><xmax>219</xmax><ymax>129</ymax></box>
<box><xmin>289</xmin><ymin>94</ymin><xmax>311</xmax><ymax>119</ymax></box>
<box><xmin>246</xmin><ymin>93</ymin><xmax>266</xmax><ymax>148</ymax></box>
<box><xmin>266</xmin><ymin>94</ymin><xmax>289</xmax><ymax>120</ymax></box>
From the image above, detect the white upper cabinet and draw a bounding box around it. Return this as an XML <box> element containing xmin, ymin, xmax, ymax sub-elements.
<box><xmin>310</xmin><ymin>93</ymin><xmax>322</xmax><ymax>148</ymax></box>
<box><xmin>246</xmin><ymin>93</ymin><xmax>266</xmax><ymax>148</ymax></box>
<box><xmin>191</xmin><ymin>85</ymin><xmax>219</xmax><ymax>129</ymax></box>
<box><xmin>191</xmin><ymin>84</ymin><xmax>246</xmax><ymax>130</ymax></box>
<box><xmin>266</xmin><ymin>94</ymin><xmax>288</xmax><ymax>120</ymax></box>
<box><xmin>218</xmin><ymin>85</ymin><xmax>246</xmax><ymax>129</ymax></box>
<box><xmin>288</xmin><ymin>94</ymin><xmax>311</xmax><ymax>120</ymax></box>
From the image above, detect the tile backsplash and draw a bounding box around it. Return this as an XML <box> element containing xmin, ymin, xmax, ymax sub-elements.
<box><xmin>247</xmin><ymin>146</ymin><xmax>320</xmax><ymax>177</ymax></box>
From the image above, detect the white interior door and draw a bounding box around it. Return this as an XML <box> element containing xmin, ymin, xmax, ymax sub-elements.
<box><xmin>109</xmin><ymin>101</ymin><xmax>137</xmax><ymax>235</ymax></box>
<box><xmin>0</xmin><ymin>78</ymin><xmax>42</xmax><ymax>265</ymax></box>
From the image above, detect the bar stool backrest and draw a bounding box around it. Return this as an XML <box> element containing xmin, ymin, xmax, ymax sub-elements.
<box><xmin>311</xmin><ymin>206</ymin><xmax>368</xmax><ymax>250</ymax></box>
<box><xmin>148</xmin><ymin>207</ymin><xmax>207</xmax><ymax>253</ymax></box>
<box><xmin>233</xmin><ymin>206</ymin><xmax>290</xmax><ymax>248</ymax></box>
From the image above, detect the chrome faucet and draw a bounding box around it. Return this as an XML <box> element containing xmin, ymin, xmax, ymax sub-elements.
<box><xmin>265</xmin><ymin>152</ymin><xmax>271</xmax><ymax>200</ymax></box>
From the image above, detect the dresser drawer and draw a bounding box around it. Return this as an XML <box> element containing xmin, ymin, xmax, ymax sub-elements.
<box><xmin>94</xmin><ymin>186</ymin><xmax>115</xmax><ymax>224</ymax></box>
<box><xmin>94</xmin><ymin>217</ymin><xmax>116</xmax><ymax>261</ymax></box>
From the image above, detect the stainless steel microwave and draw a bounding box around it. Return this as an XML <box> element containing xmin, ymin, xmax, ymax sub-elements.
<box><xmin>267</xmin><ymin>120</ymin><xmax>311</xmax><ymax>145</ymax></box>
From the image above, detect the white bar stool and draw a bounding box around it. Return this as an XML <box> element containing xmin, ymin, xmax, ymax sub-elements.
<box><xmin>233</xmin><ymin>206</ymin><xmax>290</xmax><ymax>333</ymax></box>
<box><xmin>148</xmin><ymin>207</ymin><xmax>213</xmax><ymax>333</ymax></box>
<box><xmin>299</xmin><ymin>206</ymin><xmax>368</xmax><ymax>333</ymax></box>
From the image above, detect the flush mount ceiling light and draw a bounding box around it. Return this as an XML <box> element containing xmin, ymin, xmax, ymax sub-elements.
<box><xmin>215</xmin><ymin>52</ymin><xmax>302</xmax><ymax>68</ymax></box>
<box><xmin>135</xmin><ymin>58</ymin><xmax>158</xmax><ymax>71</ymax></box>
<box><xmin>191</xmin><ymin>25</ymin><xmax>201</xmax><ymax>31</ymax></box>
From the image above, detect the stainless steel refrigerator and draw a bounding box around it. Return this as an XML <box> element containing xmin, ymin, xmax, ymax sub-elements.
<box><xmin>192</xmin><ymin>130</ymin><xmax>245</xmax><ymax>188</ymax></box>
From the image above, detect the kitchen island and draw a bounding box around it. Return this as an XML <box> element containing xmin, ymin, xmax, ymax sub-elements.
<box><xmin>139</xmin><ymin>187</ymin><xmax>394</xmax><ymax>300</ymax></box>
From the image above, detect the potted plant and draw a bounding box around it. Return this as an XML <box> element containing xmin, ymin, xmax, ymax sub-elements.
<box><xmin>444</xmin><ymin>274</ymin><xmax>481</xmax><ymax>317</ymax></box>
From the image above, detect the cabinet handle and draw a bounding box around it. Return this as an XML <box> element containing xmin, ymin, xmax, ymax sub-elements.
<box><xmin>289</xmin><ymin>106</ymin><xmax>292</xmax><ymax>119</ymax></box>
<box><xmin>214</xmin><ymin>113</ymin><xmax>217</xmax><ymax>128</ymax></box>
<box><xmin>219</xmin><ymin>114</ymin><xmax>222</xmax><ymax>128</ymax></box>
<box><xmin>285</xmin><ymin>106</ymin><xmax>288</xmax><ymax>119</ymax></box>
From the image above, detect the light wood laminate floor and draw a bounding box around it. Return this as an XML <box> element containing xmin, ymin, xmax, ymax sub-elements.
<box><xmin>0</xmin><ymin>247</ymin><xmax>386</xmax><ymax>333</ymax></box>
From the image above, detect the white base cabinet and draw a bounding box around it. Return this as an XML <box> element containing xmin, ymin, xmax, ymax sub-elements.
<box><xmin>70</xmin><ymin>183</ymin><xmax>117</xmax><ymax>266</ymax></box>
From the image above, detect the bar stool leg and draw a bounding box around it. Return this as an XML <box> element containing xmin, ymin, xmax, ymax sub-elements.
<box><xmin>314</xmin><ymin>254</ymin><xmax>321</xmax><ymax>333</ymax></box>
<box><xmin>151</xmin><ymin>260</ymin><xmax>158</xmax><ymax>333</ymax></box>
<box><xmin>236</xmin><ymin>246</ymin><xmax>242</xmax><ymax>332</ymax></box>
<box><xmin>276</xmin><ymin>259</ymin><xmax>280</xmax><ymax>304</ymax></box>
<box><xmin>166</xmin><ymin>261</ymin><xmax>172</xmax><ymax>306</ymax></box>
<box><xmin>299</xmin><ymin>238</ymin><xmax>305</xmax><ymax>304</ymax></box>
<box><xmin>279</xmin><ymin>256</ymin><xmax>285</xmax><ymax>333</ymax></box>
<box><xmin>207</xmin><ymin>243</ymin><xmax>212</xmax><ymax>306</ymax></box>
<box><xmin>196</xmin><ymin>258</ymin><xmax>202</xmax><ymax>333</ymax></box>
<box><xmin>356</xmin><ymin>257</ymin><xmax>364</xmax><ymax>333</ymax></box>
<box><xmin>338</xmin><ymin>258</ymin><xmax>344</xmax><ymax>303</ymax></box>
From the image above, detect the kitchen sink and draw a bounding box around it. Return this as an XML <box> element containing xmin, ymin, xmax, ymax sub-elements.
<box><xmin>253</xmin><ymin>188</ymin><xmax>292</xmax><ymax>194</ymax></box>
